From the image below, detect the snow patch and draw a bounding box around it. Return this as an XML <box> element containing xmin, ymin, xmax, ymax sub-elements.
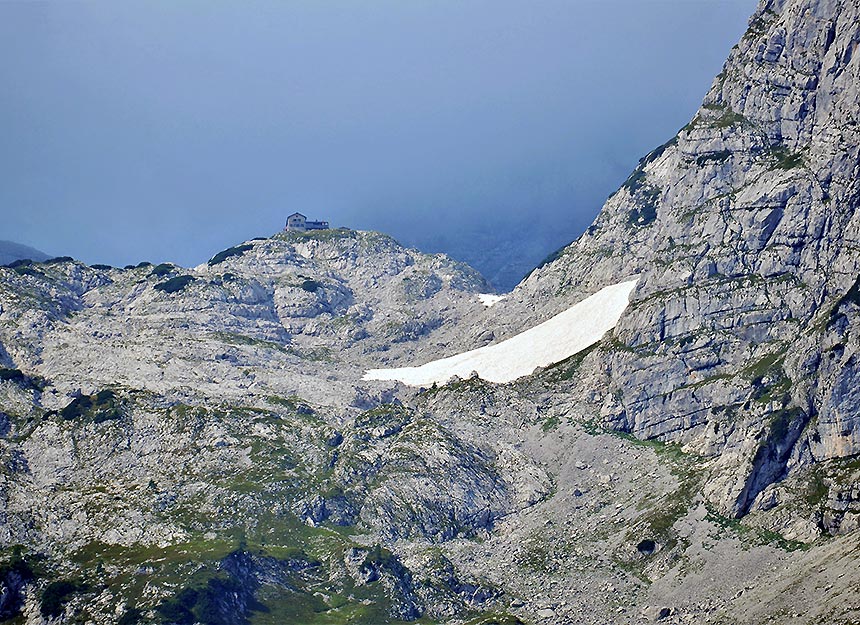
<box><xmin>478</xmin><ymin>294</ymin><xmax>506</xmax><ymax>307</ymax></box>
<box><xmin>364</xmin><ymin>278</ymin><xmax>638</xmax><ymax>386</ymax></box>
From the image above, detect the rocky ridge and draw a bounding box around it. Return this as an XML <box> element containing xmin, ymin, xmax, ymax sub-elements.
<box><xmin>0</xmin><ymin>229</ymin><xmax>489</xmax><ymax>409</ymax></box>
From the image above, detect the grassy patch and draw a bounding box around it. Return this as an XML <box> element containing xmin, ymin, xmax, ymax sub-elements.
<box><xmin>208</xmin><ymin>244</ymin><xmax>254</xmax><ymax>266</ymax></box>
<box><xmin>740</xmin><ymin>350</ymin><xmax>786</xmax><ymax>381</ymax></box>
<box><xmin>541</xmin><ymin>343</ymin><xmax>599</xmax><ymax>383</ymax></box>
<box><xmin>149</xmin><ymin>263</ymin><xmax>175</xmax><ymax>277</ymax></box>
<box><xmin>696</xmin><ymin>150</ymin><xmax>733</xmax><ymax>166</ymax></box>
<box><xmin>701</xmin><ymin>102</ymin><xmax>747</xmax><ymax>128</ymax></box>
<box><xmin>354</xmin><ymin>403</ymin><xmax>412</xmax><ymax>434</ymax></box>
<box><xmin>55</xmin><ymin>389</ymin><xmax>124</xmax><ymax>423</ymax></box>
<box><xmin>68</xmin><ymin>523</ymin><xmax>504</xmax><ymax>625</ymax></box>
<box><xmin>278</xmin><ymin>228</ymin><xmax>356</xmax><ymax>243</ymax></box>
<box><xmin>265</xmin><ymin>394</ymin><xmax>314</xmax><ymax>414</ymax></box>
<box><xmin>213</xmin><ymin>331</ymin><xmax>288</xmax><ymax>352</ymax></box>
<box><xmin>705</xmin><ymin>507</ymin><xmax>808</xmax><ymax>551</ymax></box>
<box><xmin>631</xmin><ymin>442</ymin><xmax>702</xmax><ymax>538</ymax></box>
<box><xmin>686</xmin><ymin>102</ymin><xmax>748</xmax><ymax>131</ymax></box>
<box><xmin>154</xmin><ymin>275</ymin><xmax>196</xmax><ymax>294</ymax></box>
<box><xmin>513</xmin><ymin>525</ymin><xmax>573</xmax><ymax>578</ymax></box>
<box><xmin>541</xmin><ymin>414</ymin><xmax>561</xmax><ymax>432</ymax></box>
<box><xmin>212</xmin><ymin>332</ymin><xmax>332</xmax><ymax>361</ymax></box>
<box><xmin>770</xmin><ymin>146</ymin><xmax>804</xmax><ymax>170</ymax></box>
<box><xmin>737</xmin><ymin>349</ymin><xmax>794</xmax><ymax>406</ymax></box>
<box><xmin>586</xmin><ymin>422</ymin><xmax>704</xmax><ymax>539</ymax></box>
<box><xmin>670</xmin><ymin>373</ymin><xmax>734</xmax><ymax>395</ymax></box>
<box><xmin>514</xmin><ymin>535</ymin><xmax>559</xmax><ymax>575</ymax></box>
<box><xmin>800</xmin><ymin>470</ymin><xmax>830</xmax><ymax>510</ymax></box>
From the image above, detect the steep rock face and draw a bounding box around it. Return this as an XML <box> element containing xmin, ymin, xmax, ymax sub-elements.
<box><xmin>487</xmin><ymin>0</ymin><xmax>860</xmax><ymax>520</ymax></box>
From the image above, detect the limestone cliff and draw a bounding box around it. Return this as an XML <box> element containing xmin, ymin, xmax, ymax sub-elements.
<box><xmin>481</xmin><ymin>0</ymin><xmax>860</xmax><ymax>531</ymax></box>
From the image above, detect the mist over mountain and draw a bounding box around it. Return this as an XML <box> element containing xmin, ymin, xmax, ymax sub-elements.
<box><xmin>0</xmin><ymin>240</ymin><xmax>49</xmax><ymax>265</ymax></box>
<box><xmin>396</xmin><ymin>217</ymin><xmax>579</xmax><ymax>291</ymax></box>
<box><xmin>0</xmin><ymin>1</ymin><xmax>755</xmax><ymax>280</ymax></box>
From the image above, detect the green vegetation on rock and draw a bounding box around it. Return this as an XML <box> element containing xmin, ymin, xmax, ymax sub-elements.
<box><xmin>770</xmin><ymin>145</ymin><xmax>805</xmax><ymax>170</ymax></box>
<box><xmin>149</xmin><ymin>263</ymin><xmax>175</xmax><ymax>277</ymax></box>
<box><xmin>208</xmin><ymin>244</ymin><xmax>254</xmax><ymax>266</ymax></box>
<box><xmin>41</xmin><ymin>580</ymin><xmax>87</xmax><ymax>619</ymax></box>
<box><xmin>154</xmin><ymin>275</ymin><xmax>196</xmax><ymax>294</ymax></box>
<box><xmin>56</xmin><ymin>389</ymin><xmax>123</xmax><ymax>423</ymax></box>
<box><xmin>277</xmin><ymin>228</ymin><xmax>356</xmax><ymax>243</ymax></box>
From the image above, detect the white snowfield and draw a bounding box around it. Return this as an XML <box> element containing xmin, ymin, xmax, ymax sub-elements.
<box><xmin>364</xmin><ymin>278</ymin><xmax>639</xmax><ymax>386</ymax></box>
<box><xmin>478</xmin><ymin>293</ymin><xmax>507</xmax><ymax>307</ymax></box>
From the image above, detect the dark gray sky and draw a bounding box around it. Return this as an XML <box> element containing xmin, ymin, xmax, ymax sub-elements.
<box><xmin>1</xmin><ymin>0</ymin><xmax>756</xmax><ymax>270</ymax></box>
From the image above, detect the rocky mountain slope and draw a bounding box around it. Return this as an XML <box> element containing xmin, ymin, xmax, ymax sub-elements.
<box><xmin>0</xmin><ymin>231</ymin><xmax>555</xmax><ymax>625</ymax></box>
<box><xmin>0</xmin><ymin>230</ymin><xmax>489</xmax><ymax>409</ymax></box>
<box><xmin>480</xmin><ymin>0</ymin><xmax>860</xmax><ymax>534</ymax></box>
<box><xmin>1</xmin><ymin>0</ymin><xmax>860</xmax><ymax>624</ymax></box>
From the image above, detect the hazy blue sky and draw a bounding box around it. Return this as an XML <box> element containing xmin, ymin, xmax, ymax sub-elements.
<box><xmin>1</xmin><ymin>0</ymin><xmax>756</xmax><ymax>273</ymax></box>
